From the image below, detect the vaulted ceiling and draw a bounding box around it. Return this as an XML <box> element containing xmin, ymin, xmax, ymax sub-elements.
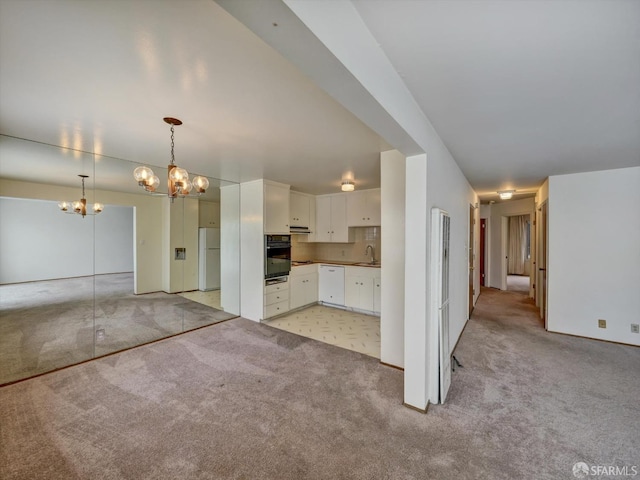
<box><xmin>1</xmin><ymin>0</ymin><xmax>638</xmax><ymax>200</ymax></box>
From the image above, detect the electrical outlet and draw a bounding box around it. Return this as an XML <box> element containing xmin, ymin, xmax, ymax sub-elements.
<box><xmin>96</xmin><ymin>328</ymin><xmax>106</xmax><ymax>341</ymax></box>
<box><xmin>598</xmin><ymin>319</ymin><xmax>607</xmax><ymax>329</ymax></box>
<box><xmin>632</xmin><ymin>324</ymin><xmax>639</xmax><ymax>334</ymax></box>
<box><xmin>341</xmin><ymin>250</ymin><xmax>345</xmax><ymax>257</ymax></box>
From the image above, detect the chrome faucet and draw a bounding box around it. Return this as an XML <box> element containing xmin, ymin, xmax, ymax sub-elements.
<box><xmin>365</xmin><ymin>244</ymin><xmax>376</xmax><ymax>265</ymax></box>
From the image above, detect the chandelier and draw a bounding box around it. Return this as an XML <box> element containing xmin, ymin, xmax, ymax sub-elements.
<box><xmin>58</xmin><ymin>175</ymin><xmax>104</xmax><ymax>218</ymax></box>
<box><xmin>133</xmin><ymin>117</ymin><xmax>209</xmax><ymax>198</ymax></box>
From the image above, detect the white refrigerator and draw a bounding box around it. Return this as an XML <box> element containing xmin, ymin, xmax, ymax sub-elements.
<box><xmin>199</xmin><ymin>228</ymin><xmax>221</xmax><ymax>291</ymax></box>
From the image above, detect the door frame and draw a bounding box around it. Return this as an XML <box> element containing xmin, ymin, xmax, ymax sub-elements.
<box><xmin>480</xmin><ymin>218</ymin><xmax>486</xmax><ymax>287</ymax></box>
<box><xmin>468</xmin><ymin>204</ymin><xmax>475</xmax><ymax>317</ymax></box>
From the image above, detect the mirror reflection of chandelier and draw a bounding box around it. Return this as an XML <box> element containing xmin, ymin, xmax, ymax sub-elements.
<box><xmin>58</xmin><ymin>175</ymin><xmax>103</xmax><ymax>218</ymax></box>
<box><xmin>133</xmin><ymin>117</ymin><xmax>209</xmax><ymax>198</ymax></box>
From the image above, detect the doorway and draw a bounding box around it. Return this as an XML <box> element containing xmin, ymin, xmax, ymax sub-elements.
<box><xmin>536</xmin><ymin>202</ymin><xmax>548</xmax><ymax>328</ymax></box>
<box><xmin>504</xmin><ymin>214</ymin><xmax>532</xmax><ymax>294</ymax></box>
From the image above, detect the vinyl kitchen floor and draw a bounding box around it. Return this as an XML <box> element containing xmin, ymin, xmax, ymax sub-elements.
<box><xmin>265</xmin><ymin>305</ymin><xmax>380</xmax><ymax>359</ymax></box>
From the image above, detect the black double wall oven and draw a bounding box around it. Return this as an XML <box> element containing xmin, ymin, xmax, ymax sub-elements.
<box><xmin>265</xmin><ymin>235</ymin><xmax>291</xmax><ymax>280</ymax></box>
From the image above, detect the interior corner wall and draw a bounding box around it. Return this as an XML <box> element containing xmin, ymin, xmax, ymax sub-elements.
<box><xmin>380</xmin><ymin>149</ymin><xmax>405</xmax><ymax>368</ymax></box>
<box><xmin>548</xmin><ymin>167</ymin><xmax>640</xmax><ymax>346</ymax></box>
<box><xmin>487</xmin><ymin>198</ymin><xmax>535</xmax><ymax>289</ymax></box>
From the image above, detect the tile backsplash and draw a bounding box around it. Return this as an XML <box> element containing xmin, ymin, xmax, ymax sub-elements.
<box><xmin>291</xmin><ymin>227</ymin><xmax>381</xmax><ymax>264</ymax></box>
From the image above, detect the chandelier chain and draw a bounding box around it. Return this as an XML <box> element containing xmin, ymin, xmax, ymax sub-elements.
<box><xmin>170</xmin><ymin>125</ymin><xmax>175</xmax><ymax>165</ymax></box>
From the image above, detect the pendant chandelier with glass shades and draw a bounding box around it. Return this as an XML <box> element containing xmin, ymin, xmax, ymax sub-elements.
<box><xmin>58</xmin><ymin>175</ymin><xmax>103</xmax><ymax>218</ymax></box>
<box><xmin>133</xmin><ymin>117</ymin><xmax>209</xmax><ymax>198</ymax></box>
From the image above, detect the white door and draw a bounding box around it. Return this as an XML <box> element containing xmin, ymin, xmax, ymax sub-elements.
<box><xmin>431</xmin><ymin>208</ymin><xmax>451</xmax><ymax>404</ymax></box>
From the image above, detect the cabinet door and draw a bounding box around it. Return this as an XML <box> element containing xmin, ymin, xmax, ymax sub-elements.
<box><xmin>290</xmin><ymin>192</ymin><xmax>310</xmax><ymax>227</ymax></box>
<box><xmin>315</xmin><ymin>196</ymin><xmax>332</xmax><ymax>242</ymax></box>
<box><xmin>264</xmin><ymin>183</ymin><xmax>290</xmax><ymax>234</ymax></box>
<box><xmin>199</xmin><ymin>201</ymin><xmax>220</xmax><ymax>227</ymax></box>
<box><xmin>290</xmin><ymin>275</ymin><xmax>306</xmax><ymax>310</ymax></box>
<box><xmin>373</xmin><ymin>277</ymin><xmax>381</xmax><ymax>313</ymax></box>
<box><xmin>345</xmin><ymin>274</ymin><xmax>361</xmax><ymax>308</ymax></box>
<box><xmin>359</xmin><ymin>277</ymin><xmax>374</xmax><ymax>311</ymax></box>
<box><xmin>366</xmin><ymin>189</ymin><xmax>381</xmax><ymax>226</ymax></box>
<box><xmin>330</xmin><ymin>195</ymin><xmax>349</xmax><ymax>242</ymax></box>
<box><xmin>305</xmin><ymin>273</ymin><xmax>318</xmax><ymax>304</ymax></box>
<box><xmin>346</xmin><ymin>191</ymin><xmax>367</xmax><ymax>226</ymax></box>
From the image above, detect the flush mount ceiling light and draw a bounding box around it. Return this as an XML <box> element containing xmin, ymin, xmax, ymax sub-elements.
<box><xmin>133</xmin><ymin>117</ymin><xmax>209</xmax><ymax>199</ymax></box>
<box><xmin>58</xmin><ymin>175</ymin><xmax>103</xmax><ymax>218</ymax></box>
<box><xmin>498</xmin><ymin>190</ymin><xmax>515</xmax><ymax>200</ymax></box>
<box><xmin>341</xmin><ymin>180</ymin><xmax>355</xmax><ymax>192</ymax></box>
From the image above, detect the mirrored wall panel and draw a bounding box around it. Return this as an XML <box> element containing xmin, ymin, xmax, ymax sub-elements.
<box><xmin>0</xmin><ymin>135</ymin><xmax>240</xmax><ymax>385</ymax></box>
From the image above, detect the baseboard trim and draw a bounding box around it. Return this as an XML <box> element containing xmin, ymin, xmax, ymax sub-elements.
<box><xmin>548</xmin><ymin>330</ymin><xmax>639</xmax><ymax>348</ymax></box>
<box><xmin>403</xmin><ymin>401</ymin><xmax>430</xmax><ymax>414</ymax></box>
<box><xmin>380</xmin><ymin>361</ymin><xmax>404</xmax><ymax>371</ymax></box>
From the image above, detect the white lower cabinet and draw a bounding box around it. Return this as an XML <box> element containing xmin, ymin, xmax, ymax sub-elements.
<box><xmin>264</xmin><ymin>280</ymin><xmax>290</xmax><ymax>319</ymax></box>
<box><xmin>344</xmin><ymin>267</ymin><xmax>381</xmax><ymax>314</ymax></box>
<box><xmin>290</xmin><ymin>272</ymin><xmax>318</xmax><ymax>310</ymax></box>
<box><xmin>373</xmin><ymin>277</ymin><xmax>381</xmax><ymax>314</ymax></box>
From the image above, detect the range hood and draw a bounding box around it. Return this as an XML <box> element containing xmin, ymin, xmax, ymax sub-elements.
<box><xmin>290</xmin><ymin>226</ymin><xmax>311</xmax><ymax>234</ymax></box>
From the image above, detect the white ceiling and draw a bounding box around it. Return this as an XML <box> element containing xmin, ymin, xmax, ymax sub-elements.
<box><xmin>350</xmin><ymin>0</ymin><xmax>640</xmax><ymax>199</ymax></box>
<box><xmin>0</xmin><ymin>0</ymin><xmax>383</xmax><ymax>195</ymax></box>
<box><xmin>1</xmin><ymin>0</ymin><xmax>638</xmax><ymax>201</ymax></box>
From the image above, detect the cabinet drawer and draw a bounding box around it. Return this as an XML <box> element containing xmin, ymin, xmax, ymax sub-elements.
<box><xmin>265</xmin><ymin>290</ymin><xmax>289</xmax><ymax>306</ymax></box>
<box><xmin>264</xmin><ymin>299</ymin><xmax>289</xmax><ymax>318</ymax></box>
<box><xmin>265</xmin><ymin>281</ymin><xmax>289</xmax><ymax>295</ymax></box>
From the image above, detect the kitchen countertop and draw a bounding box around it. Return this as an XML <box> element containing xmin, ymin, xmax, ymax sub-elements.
<box><xmin>292</xmin><ymin>260</ymin><xmax>381</xmax><ymax>268</ymax></box>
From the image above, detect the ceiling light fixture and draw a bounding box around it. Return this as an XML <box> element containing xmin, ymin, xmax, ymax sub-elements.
<box><xmin>133</xmin><ymin>117</ymin><xmax>209</xmax><ymax>199</ymax></box>
<box><xmin>58</xmin><ymin>175</ymin><xmax>103</xmax><ymax>218</ymax></box>
<box><xmin>341</xmin><ymin>180</ymin><xmax>355</xmax><ymax>192</ymax></box>
<box><xmin>498</xmin><ymin>190</ymin><xmax>515</xmax><ymax>200</ymax></box>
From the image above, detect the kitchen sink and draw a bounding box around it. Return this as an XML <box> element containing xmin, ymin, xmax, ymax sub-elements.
<box><xmin>352</xmin><ymin>262</ymin><xmax>381</xmax><ymax>267</ymax></box>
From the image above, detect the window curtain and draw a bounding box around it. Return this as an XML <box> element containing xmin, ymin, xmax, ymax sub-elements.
<box><xmin>508</xmin><ymin>215</ymin><xmax>528</xmax><ymax>275</ymax></box>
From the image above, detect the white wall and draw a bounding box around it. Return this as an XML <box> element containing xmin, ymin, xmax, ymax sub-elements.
<box><xmin>380</xmin><ymin>149</ymin><xmax>405</xmax><ymax>368</ymax></box>
<box><xmin>424</xmin><ymin>133</ymin><xmax>479</xmax><ymax>396</ymax></box>
<box><xmin>95</xmin><ymin>205</ymin><xmax>134</xmax><ymax>275</ymax></box>
<box><xmin>0</xmin><ymin>196</ymin><xmax>132</xmax><ymax>284</ymax></box>
<box><xmin>487</xmin><ymin>198</ymin><xmax>535</xmax><ymax>289</ymax></box>
<box><xmin>161</xmin><ymin>197</ymin><xmax>199</xmax><ymax>294</ymax></box>
<box><xmin>239</xmin><ymin>180</ymin><xmax>265</xmax><ymax>322</ymax></box>
<box><xmin>0</xmin><ymin>197</ymin><xmax>93</xmax><ymax>283</ymax></box>
<box><xmin>221</xmin><ymin>184</ymin><xmax>240</xmax><ymax>315</ymax></box>
<box><xmin>548</xmin><ymin>167</ymin><xmax>640</xmax><ymax>346</ymax></box>
<box><xmin>1</xmin><ymin>178</ymin><xmax>163</xmax><ymax>293</ymax></box>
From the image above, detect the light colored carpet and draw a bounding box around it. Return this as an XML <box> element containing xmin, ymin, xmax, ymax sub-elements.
<box><xmin>0</xmin><ymin>287</ymin><xmax>638</xmax><ymax>479</ymax></box>
<box><xmin>0</xmin><ymin>273</ymin><xmax>236</xmax><ymax>385</ymax></box>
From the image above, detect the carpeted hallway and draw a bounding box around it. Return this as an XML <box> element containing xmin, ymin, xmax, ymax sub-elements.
<box><xmin>1</xmin><ymin>287</ymin><xmax>638</xmax><ymax>479</ymax></box>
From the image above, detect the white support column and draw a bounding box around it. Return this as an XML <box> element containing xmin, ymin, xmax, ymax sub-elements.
<box><xmin>380</xmin><ymin>149</ymin><xmax>406</xmax><ymax>368</ymax></box>
<box><xmin>403</xmin><ymin>153</ymin><xmax>430</xmax><ymax>411</ymax></box>
<box><xmin>239</xmin><ymin>180</ymin><xmax>265</xmax><ymax>322</ymax></box>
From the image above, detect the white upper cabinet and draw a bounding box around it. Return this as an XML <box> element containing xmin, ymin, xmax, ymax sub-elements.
<box><xmin>264</xmin><ymin>181</ymin><xmax>290</xmax><ymax>234</ymax></box>
<box><xmin>199</xmin><ymin>201</ymin><xmax>220</xmax><ymax>227</ymax></box>
<box><xmin>346</xmin><ymin>188</ymin><xmax>381</xmax><ymax>227</ymax></box>
<box><xmin>290</xmin><ymin>191</ymin><xmax>310</xmax><ymax>227</ymax></box>
<box><xmin>315</xmin><ymin>194</ymin><xmax>353</xmax><ymax>243</ymax></box>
